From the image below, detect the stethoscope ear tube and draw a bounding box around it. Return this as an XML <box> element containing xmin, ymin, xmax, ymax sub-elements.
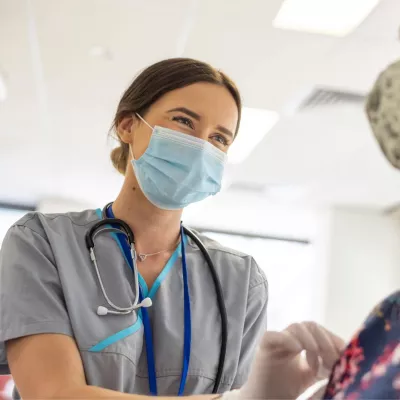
<box><xmin>87</xmin><ymin>211</ymin><xmax>141</xmax><ymax>315</ymax></box>
<box><xmin>183</xmin><ymin>227</ymin><xmax>227</xmax><ymax>394</ymax></box>
<box><xmin>86</xmin><ymin>218</ymin><xmax>135</xmax><ymax>250</ymax></box>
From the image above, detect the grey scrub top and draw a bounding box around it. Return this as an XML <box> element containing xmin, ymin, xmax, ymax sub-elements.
<box><xmin>0</xmin><ymin>209</ymin><xmax>268</xmax><ymax>395</ymax></box>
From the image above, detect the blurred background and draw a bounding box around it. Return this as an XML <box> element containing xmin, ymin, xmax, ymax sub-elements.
<box><xmin>1</xmin><ymin>1</ymin><xmax>400</xmax><ymax>394</ymax></box>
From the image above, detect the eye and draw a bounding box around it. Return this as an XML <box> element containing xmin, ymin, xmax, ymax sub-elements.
<box><xmin>212</xmin><ymin>134</ymin><xmax>229</xmax><ymax>147</ymax></box>
<box><xmin>172</xmin><ymin>115</ymin><xmax>194</xmax><ymax>130</ymax></box>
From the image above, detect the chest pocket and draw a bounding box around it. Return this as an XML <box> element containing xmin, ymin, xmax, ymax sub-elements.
<box><xmin>79</xmin><ymin>312</ymin><xmax>145</xmax><ymax>392</ymax></box>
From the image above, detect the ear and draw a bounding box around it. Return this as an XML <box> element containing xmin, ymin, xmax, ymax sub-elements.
<box><xmin>117</xmin><ymin>116</ymin><xmax>138</xmax><ymax>144</ymax></box>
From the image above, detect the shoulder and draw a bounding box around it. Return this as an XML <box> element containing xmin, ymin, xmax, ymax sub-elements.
<box><xmin>185</xmin><ymin>228</ymin><xmax>267</xmax><ymax>291</ymax></box>
<box><xmin>0</xmin><ymin>209</ymin><xmax>101</xmax><ymax>279</ymax></box>
<box><xmin>7</xmin><ymin>209</ymin><xmax>100</xmax><ymax>239</ymax></box>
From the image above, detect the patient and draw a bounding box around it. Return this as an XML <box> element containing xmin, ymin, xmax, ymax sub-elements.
<box><xmin>322</xmin><ymin>291</ymin><xmax>400</xmax><ymax>399</ymax></box>
<box><xmin>304</xmin><ymin>59</ymin><xmax>400</xmax><ymax>400</ymax></box>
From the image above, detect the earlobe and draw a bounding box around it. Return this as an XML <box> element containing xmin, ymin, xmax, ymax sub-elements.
<box><xmin>117</xmin><ymin>116</ymin><xmax>137</xmax><ymax>144</ymax></box>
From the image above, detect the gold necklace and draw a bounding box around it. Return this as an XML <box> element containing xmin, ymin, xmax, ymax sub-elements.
<box><xmin>137</xmin><ymin>239</ymin><xmax>181</xmax><ymax>262</ymax></box>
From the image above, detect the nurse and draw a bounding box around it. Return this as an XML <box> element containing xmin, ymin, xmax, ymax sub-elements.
<box><xmin>0</xmin><ymin>57</ymin><xmax>344</xmax><ymax>400</ymax></box>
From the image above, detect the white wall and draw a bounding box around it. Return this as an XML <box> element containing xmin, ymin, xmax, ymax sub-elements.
<box><xmin>185</xmin><ymin>191</ymin><xmax>327</xmax><ymax>328</ymax></box>
<box><xmin>187</xmin><ymin>198</ymin><xmax>400</xmax><ymax>339</ymax></box>
<box><xmin>37</xmin><ymin>198</ymin><xmax>95</xmax><ymax>213</ymax></box>
<box><xmin>184</xmin><ymin>190</ymin><xmax>318</xmax><ymax>241</ymax></box>
<box><xmin>320</xmin><ymin>207</ymin><xmax>400</xmax><ymax>340</ymax></box>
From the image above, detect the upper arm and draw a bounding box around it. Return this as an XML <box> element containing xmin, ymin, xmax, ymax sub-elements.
<box><xmin>232</xmin><ymin>259</ymin><xmax>268</xmax><ymax>388</ymax></box>
<box><xmin>0</xmin><ymin>223</ymin><xmax>82</xmax><ymax>397</ymax></box>
<box><xmin>6</xmin><ymin>334</ymin><xmax>86</xmax><ymax>399</ymax></box>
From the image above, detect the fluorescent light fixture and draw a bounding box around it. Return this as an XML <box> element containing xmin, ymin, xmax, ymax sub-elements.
<box><xmin>273</xmin><ymin>0</ymin><xmax>380</xmax><ymax>37</ymax></box>
<box><xmin>228</xmin><ymin>107</ymin><xmax>279</xmax><ymax>164</ymax></box>
<box><xmin>0</xmin><ymin>72</ymin><xmax>7</xmax><ymax>102</ymax></box>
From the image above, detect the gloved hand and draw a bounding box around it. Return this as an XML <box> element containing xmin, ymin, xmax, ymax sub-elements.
<box><xmin>223</xmin><ymin>322</ymin><xmax>345</xmax><ymax>400</ymax></box>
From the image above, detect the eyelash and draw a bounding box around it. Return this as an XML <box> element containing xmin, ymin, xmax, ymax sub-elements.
<box><xmin>213</xmin><ymin>134</ymin><xmax>229</xmax><ymax>146</ymax></box>
<box><xmin>172</xmin><ymin>115</ymin><xmax>229</xmax><ymax>147</ymax></box>
<box><xmin>172</xmin><ymin>116</ymin><xmax>194</xmax><ymax>130</ymax></box>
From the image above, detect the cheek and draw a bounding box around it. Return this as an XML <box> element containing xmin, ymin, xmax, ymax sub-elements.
<box><xmin>133</xmin><ymin>128</ymin><xmax>153</xmax><ymax>159</ymax></box>
<box><xmin>158</xmin><ymin>117</ymin><xmax>184</xmax><ymax>133</ymax></box>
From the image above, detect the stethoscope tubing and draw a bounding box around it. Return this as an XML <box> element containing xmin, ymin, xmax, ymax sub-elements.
<box><xmin>86</xmin><ymin>205</ymin><xmax>228</xmax><ymax>394</ymax></box>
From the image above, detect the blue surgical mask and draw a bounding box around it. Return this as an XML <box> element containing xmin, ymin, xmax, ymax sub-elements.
<box><xmin>130</xmin><ymin>114</ymin><xmax>227</xmax><ymax>210</ymax></box>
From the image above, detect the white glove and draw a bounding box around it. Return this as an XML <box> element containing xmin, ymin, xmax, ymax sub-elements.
<box><xmin>223</xmin><ymin>321</ymin><xmax>345</xmax><ymax>400</ymax></box>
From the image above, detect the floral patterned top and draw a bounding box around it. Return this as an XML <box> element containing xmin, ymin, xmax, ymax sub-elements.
<box><xmin>323</xmin><ymin>291</ymin><xmax>400</xmax><ymax>399</ymax></box>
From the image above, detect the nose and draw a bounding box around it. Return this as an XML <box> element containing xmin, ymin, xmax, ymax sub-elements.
<box><xmin>195</xmin><ymin>125</ymin><xmax>214</xmax><ymax>141</ymax></box>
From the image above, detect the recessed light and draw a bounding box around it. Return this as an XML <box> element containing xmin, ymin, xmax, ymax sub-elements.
<box><xmin>228</xmin><ymin>107</ymin><xmax>279</xmax><ymax>164</ymax></box>
<box><xmin>273</xmin><ymin>0</ymin><xmax>380</xmax><ymax>37</ymax></box>
<box><xmin>0</xmin><ymin>72</ymin><xmax>7</xmax><ymax>102</ymax></box>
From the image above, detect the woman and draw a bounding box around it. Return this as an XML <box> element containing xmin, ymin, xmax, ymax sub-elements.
<box><xmin>0</xmin><ymin>58</ymin><xmax>343</xmax><ymax>400</ymax></box>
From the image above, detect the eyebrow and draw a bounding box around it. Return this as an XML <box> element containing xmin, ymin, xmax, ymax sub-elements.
<box><xmin>216</xmin><ymin>125</ymin><xmax>234</xmax><ymax>139</ymax></box>
<box><xmin>167</xmin><ymin>107</ymin><xmax>234</xmax><ymax>139</ymax></box>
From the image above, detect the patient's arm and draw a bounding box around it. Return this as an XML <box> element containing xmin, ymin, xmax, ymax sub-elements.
<box><xmin>305</xmin><ymin>291</ymin><xmax>400</xmax><ymax>400</ymax></box>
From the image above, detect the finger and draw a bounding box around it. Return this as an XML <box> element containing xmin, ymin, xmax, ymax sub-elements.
<box><xmin>259</xmin><ymin>330</ymin><xmax>302</xmax><ymax>358</ymax></box>
<box><xmin>317</xmin><ymin>363</ymin><xmax>332</xmax><ymax>380</ymax></box>
<box><xmin>323</xmin><ymin>327</ymin><xmax>346</xmax><ymax>354</ymax></box>
<box><xmin>286</xmin><ymin>322</ymin><xmax>319</xmax><ymax>354</ymax></box>
<box><xmin>286</xmin><ymin>323</ymin><xmax>321</xmax><ymax>375</ymax></box>
<box><xmin>305</xmin><ymin>321</ymin><xmax>340</xmax><ymax>369</ymax></box>
<box><xmin>305</xmin><ymin>349</ymin><xmax>320</xmax><ymax>375</ymax></box>
<box><xmin>290</xmin><ymin>322</ymin><xmax>335</xmax><ymax>376</ymax></box>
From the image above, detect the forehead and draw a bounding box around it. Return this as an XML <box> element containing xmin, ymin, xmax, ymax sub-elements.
<box><xmin>151</xmin><ymin>82</ymin><xmax>239</xmax><ymax>131</ymax></box>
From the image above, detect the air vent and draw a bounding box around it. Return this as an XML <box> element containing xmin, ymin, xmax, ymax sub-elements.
<box><xmin>227</xmin><ymin>182</ymin><xmax>266</xmax><ymax>193</ymax></box>
<box><xmin>298</xmin><ymin>88</ymin><xmax>365</xmax><ymax>111</ymax></box>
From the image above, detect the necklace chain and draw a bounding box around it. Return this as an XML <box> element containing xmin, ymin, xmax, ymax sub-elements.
<box><xmin>137</xmin><ymin>239</ymin><xmax>180</xmax><ymax>262</ymax></box>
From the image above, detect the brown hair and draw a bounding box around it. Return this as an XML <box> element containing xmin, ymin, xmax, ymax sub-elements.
<box><xmin>110</xmin><ymin>58</ymin><xmax>242</xmax><ymax>175</ymax></box>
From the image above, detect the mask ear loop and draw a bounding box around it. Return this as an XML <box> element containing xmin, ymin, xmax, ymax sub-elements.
<box><xmin>136</xmin><ymin>113</ymin><xmax>153</xmax><ymax>130</ymax></box>
<box><xmin>129</xmin><ymin>144</ymin><xmax>135</xmax><ymax>162</ymax></box>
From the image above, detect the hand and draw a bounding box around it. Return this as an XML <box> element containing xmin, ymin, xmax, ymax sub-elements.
<box><xmin>238</xmin><ymin>322</ymin><xmax>345</xmax><ymax>399</ymax></box>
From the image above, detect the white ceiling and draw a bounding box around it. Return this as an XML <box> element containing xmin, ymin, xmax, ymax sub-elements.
<box><xmin>1</xmin><ymin>0</ymin><xmax>400</xmax><ymax>211</ymax></box>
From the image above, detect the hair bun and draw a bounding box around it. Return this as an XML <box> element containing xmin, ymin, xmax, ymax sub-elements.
<box><xmin>110</xmin><ymin>144</ymin><xmax>128</xmax><ymax>175</ymax></box>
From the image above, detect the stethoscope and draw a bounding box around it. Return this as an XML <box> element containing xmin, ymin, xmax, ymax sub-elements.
<box><xmin>85</xmin><ymin>203</ymin><xmax>228</xmax><ymax>395</ymax></box>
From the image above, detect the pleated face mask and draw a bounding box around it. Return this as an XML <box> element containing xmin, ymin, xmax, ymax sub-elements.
<box><xmin>365</xmin><ymin>59</ymin><xmax>400</xmax><ymax>169</ymax></box>
<box><xmin>130</xmin><ymin>114</ymin><xmax>227</xmax><ymax>210</ymax></box>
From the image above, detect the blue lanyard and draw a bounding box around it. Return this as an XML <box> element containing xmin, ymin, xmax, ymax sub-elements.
<box><xmin>105</xmin><ymin>206</ymin><xmax>191</xmax><ymax>396</ymax></box>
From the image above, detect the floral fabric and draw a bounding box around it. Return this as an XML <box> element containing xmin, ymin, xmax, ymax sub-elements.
<box><xmin>323</xmin><ymin>291</ymin><xmax>400</xmax><ymax>399</ymax></box>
